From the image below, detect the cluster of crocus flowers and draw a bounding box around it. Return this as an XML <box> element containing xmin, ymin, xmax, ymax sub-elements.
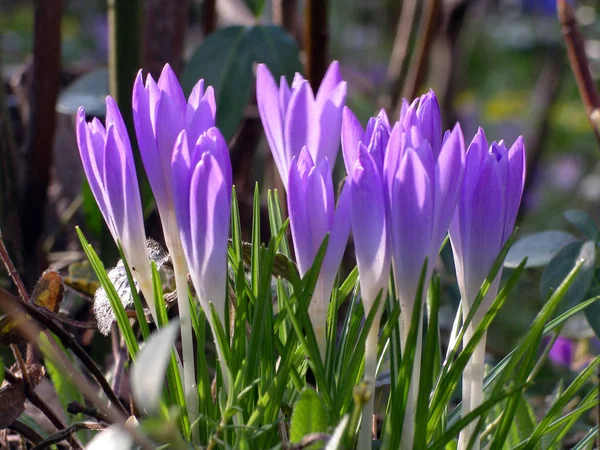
<box><xmin>77</xmin><ymin>65</ymin><xmax>232</xmax><ymax>428</ymax></box>
<box><xmin>76</xmin><ymin>59</ymin><xmax>526</xmax><ymax>448</ymax></box>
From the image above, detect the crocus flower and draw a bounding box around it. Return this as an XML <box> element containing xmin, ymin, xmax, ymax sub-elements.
<box><xmin>287</xmin><ymin>148</ymin><xmax>351</xmax><ymax>357</ymax></box>
<box><xmin>342</xmin><ymin>107</ymin><xmax>392</xmax><ymax>449</ymax></box>
<box><xmin>172</xmin><ymin>127</ymin><xmax>232</xmax><ymax>324</ymax></box>
<box><xmin>384</xmin><ymin>91</ymin><xmax>465</xmax><ymax>450</ymax></box>
<box><xmin>385</xmin><ymin>93</ymin><xmax>465</xmax><ymax>336</ymax></box>
<box><xmin>133</xmin><ymin>63</ymin><xmax>216</xmax><ymax>256</ymax></box>
<box><xmin>449</xmin><ymin>129</ymin><xmax>525</xmax><ymax>450</ymax></box>
<box><xmin>256</xmin><ymin>61</ymin><xmax>347</xmax><ymax>190</ymax></box>
<box><xmin>76</xmin><ymin>98</ymin><xmax>156</xmax><ymax>319</ymax></box>
<box><xmin>133</xmin><ymin>64</ymin><xmax>217</xmax><ymax>427</ymax></box>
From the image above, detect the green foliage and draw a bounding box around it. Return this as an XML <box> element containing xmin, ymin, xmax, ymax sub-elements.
<box><xmin>289</xmin><ymin>388</ymin><xmax>330</xmax><ymax>446</ymax></box>
<box><xmin>181</xmin><ymin>25</ymin><xmax>302</xmax><ymax>141</ymax></box>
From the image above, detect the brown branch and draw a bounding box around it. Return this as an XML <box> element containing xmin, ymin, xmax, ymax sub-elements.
<box><xmin>557</xmin><ymin>0</ymin><xmax>600</xmax><ymax>146</ymax></box>
<box><xmin>0</xmin><ymin>229</ymin><xmax>30</xmax><ymax>303</ymax></box>
<box><xmin>31</xmin><ymin>421</ymin><xmax>104</xmax><ymax>450</ymax></box>
<box><xmin>67</xmin><ymin>401</ymin><xmax>110</xmax><ymax>423</ymax></box>
<box><xmin>20</xmin><ymin>0</ymin><xmax>63</xmax><ymax>283</ymax></box>
<box><xmin>203</xmin><ymin>0</ymin><xmax>217</xmax><ymax>36</ymax></box>
<box><xmin>382</xmin><ymin>0</ymin><xmax>420</xmax><ymax>111</ymax></box>
<box><xmin>304</xmin><ymin>0</ymin><xmax>329</xmax><ymax>89</ymax></box>
<box><xmin>8</xmin><ymin>420</ymin><xmax>44</xmax><ymax>446</ymax></box>
<box><xmin>401</xmin><ymin>0</ymin><xmax>442</xmax><ymax>104</ymax></box>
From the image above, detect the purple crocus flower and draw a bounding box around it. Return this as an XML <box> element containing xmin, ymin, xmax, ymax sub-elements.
<box><xmin>383</xmin><ymin>91</ymin><xmax>465</xmax><ymax>450</ymax></box>
<box><xmin>385</xmin><ymin>93</ymin><xmax>465</xmax><ymax>327</ymax></box>
<box><xmin>342</xmin><ymin>107</ymin><xmax>392</xmax><ymax>449</ymax></box>
<box><xmin>133</xmin><ymin>63</ymin><xmax>216</xmax><ymax>254</ymax></box>
<box><xmin>76</xmin><ymin>98</ymin><xmax>155</xmax><ymax>315</ymax></box>
<box><xmin>256</xmin><ymin>61</ymin><xmax>347</xmax><ymax>190</ymax></box>
<box><xmin>449</xmin><ymin>128</ymin><xmax>525</xmax><ymax>450</ymax></box>
<box><xmin>171</xmin><ymin>127</ymin><xmax>232</xmax><ymax>323</ymax></box>
<box><xmin>287</xmin><ymin>149</ymin><xmax>351</xmax><ymax>357</ymax></box>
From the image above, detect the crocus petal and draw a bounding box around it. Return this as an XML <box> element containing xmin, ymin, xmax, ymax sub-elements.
<box><xmin>416</xmin><ymin>90</ymin><xmax>442</xmax><ymax>158</ymax></box>
<box><xmin>431</xmin><ymin>123</ymin><xmax>465</xmax><ymax>249</ymax></box>
<box><xmin>320</xmin><ymin>181</ymin><xmax>351</xmax><ymax>299</ymax></box>
<box><xmin>288</xmin><ymin>158</ymin><xmax>313</xmax><ymax>276</ymax></box>
<box><xmin>315</xmin><ymin>60</ymin><xmax>343</xmax><ymax>108</ymax></box>
<box><xmin>314</xmin><ymin>81</ymin><xmax>346</xmax><ymax>165</ymax></box>
<box><xmin>285</xmin><ymin>81</ymin><xmax>315</xmax><ymax>165</ymax></box>
<box><xmin>350</xmin><ymin>145</ymin><xmax>389</xmax><ymax>304</ymax></box>
<box><xmin>154</xmin><ymin>92</ymin><xmax>181</xmax><ymax>209</ymax></box>
<box><xmin>279</xmin><ymin>76</ymin><xmax>292</xmax><ymax>114</ymax></box>
<box><xmin>504</xmin><ymin>136</ymin><xmax>526</xmax><ymax>237</ymax></box>
<box><xmin>186</xmin><ymin>79</ymin><xmax>205</xmax><ymax>120</ymax></box>
<box><xmin>172</xmin><ymin>131</ymin><xmax>194</xmax><ymax>259</ymax></box>
<box><xmin>341</xmin><ymin>106</ymin><xmax>364</xmax><ymax>177</ymax></box>
<box><xmin>391</xmin><ymin>149</ymin><xmax>434</xmax><ymax>304</ymax></box>
<box><xmin>257</xmin><ymin>64</ymin><xmax>287</xmax><ymax>186</ymax></box>
<box><xmin>157</xmin><ymin>63</ymin><xmax>186</xmax><ymax>120</ymax></box>
<box><xmin>133</xmin><ymin>71</ymin><xmax>166</xmax><ymax>205</ymax></box>
<box><xmin>305</xmin><ymin>160</ymin><xmax>333</xmax><ymax>259</ymax></box>
<box><xmin>185</xmin><ymin>90</ymin><xmax>217</xmax><ymax>151</ymax></box>
<box><xmin>189</xmin><ymin>152</ymin><xmax>231</xmax><ymax>319</ymax></box>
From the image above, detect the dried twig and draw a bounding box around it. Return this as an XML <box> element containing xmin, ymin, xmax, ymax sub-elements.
<box><xmin>304</xmin><ymin>0</ymin><xmax>329</xmax><ymax>89</ymax></box>
<box><xmin>557</xmin><ymin>0</ymin><xmax>600</xmax><ymax>146</ymax></box>
<box><xmin>8</xmin><ymin>420</ymin><xmax>44</xmax><ymax>446</ymax></box>
<box><xmin>273</xmin><ymin>0</ymin><xmax>298</xmax><ymax>35</ymax></box>
<box><xmin>67</xmin><ymin>401</ymin><xmax>110</xmax><ymax>423</ymax></box>
<box><xmin>0</xmin><ymin>229</ymin><xmax>30</xmax><ymax>303</ymax></box>
<box><xmin>30</xmin><ymin>421</ymin><xmax>104</xmax><ymax>450</ymax></box>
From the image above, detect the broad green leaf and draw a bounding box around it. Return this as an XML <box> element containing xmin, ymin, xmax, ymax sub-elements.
<box><xmin>131</xmin><ymin>320</ymin><xmax>180</xmax><ymax>414</ymax></box>
<box><xmin>564</xmin><ymin>209</ymin><xmax>598</xmax><ymax>240</ymax></box>
<box><xmin>290</xmin><ymin>388</ymin><xmax>330</xmax><ymax>445</ymax></box>
<box><xmin>181</xmin><ymin>25</ymin><xmax>301</xmax><ymax>141</ymax></box>
<box><xmin>87</xmin><ymin>425</ymin><xmax>132</xmax><ymax>450</ymax></box>
<box><xmin>504</xmin><ymin>231</ymin><xmax>578</xmax><ymax>268</ymax></box>
<box><xmin>540</xmin><ymin>240</ymin><xmax>595</xmax><ymax>311</ymax></box>
<box><xmin>56</xmin><ymin>68</ymin><xmax>108</xmax><ymax>117</ymax></box>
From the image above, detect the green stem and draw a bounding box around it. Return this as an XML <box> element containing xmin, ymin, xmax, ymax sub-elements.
<box><xmin>359</xmin><ymin>311</ymin><xmax>381</xmax><ymax>449</ymax></box>
<box><xmin>173</xmin><ymin>256</ymin><xmax>199</xmax><ymax>442</ymax></box>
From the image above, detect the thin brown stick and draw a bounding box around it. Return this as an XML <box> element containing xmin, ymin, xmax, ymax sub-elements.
<box><xmin>31</xmin><ymin>421</ymin><xmax>104</xmax><ymax>450</ymax></box>
<box><xmin>557</xmin><ymin>0</ymin><xmax>600</xmax><ymax>146</ymax></box>
<box><xmin>67</xmin><ymin>401</ymin><xmax>110</xmax><ymax>423</ymax></box>
<box><xmin>382</xmin><ymin>0</ymin><xmax>420</xmax><ymax>110</ymax></box>
<box><xmin>0</xmin><ymin>230</ymin><xmax>30</xmax><ymax>303</ymax></box>
<box><xmin>304</xmin><ymin>0</ymin><xmax>328</xmax><ymax>89</ymax></box>
<box><xmin>401</xmin><ymin>0</ymin><xmax>442</xmax><ymax>104</ymax></box>
<box><xmin>273</xmin><ymin>0</ymin><xmax>298</xmax><ymax>34</ymax></box>
<box><xmin>8</xmin><ymin>420</ymin><xmax>44</xmax><ymax>446</ymax></box>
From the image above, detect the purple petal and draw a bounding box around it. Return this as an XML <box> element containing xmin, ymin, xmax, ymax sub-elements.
<box><xmin>432</xmin><ymin>123</ymin><xmax>465</xmax><ymax>250</ymax></box>
<box><xmin>105</xmin><ymin>96</ymin><xmax>132</xmax><ymax>157</ymax></box>
<box><xmin>315</xmin><ymin>81</ymin><xmax>346</xmax><ymax>165</ymax></box>
<box><xmin>257</xmin><ymin>64</ymin><xmax>287</xmax><ymax>188</ymax></box>
<box><xmin>391</xmin><ymin>148</ymin><xmax>434</xmax><ymax>304</ymax></box>
<box><xmin>350</xmin><ymin>146</ymin><xmax>390</xmax><ymax>302</ymax></box>
<box><xmin>320</xmin><ymin>181</ymin><xmax>351</xmax><ymax>299</ymax></box>
<box><xmin>189</xmin><ymin>152</ymin><xmax>231</xmax><ymax>319</ymax></box>
<box><xmin>186</xmin><ymin>78</ymin><xmax>205</xmax><ymax>120</ymax></box>
<box><xmin>185</xmin><ymin>90</ymin><xmax>216</xmax><ymax>149</ymax></box>
<box><xmin>315</xmin><ymin>60</ymin><xmax>343</xmax><ymax>108</ymax></box>
<box><xmin>416</xmin><ymin>90</ymin><xmax>442</xmax><ymax>158</ymax></box>
<box><xmin>279</xmin><ymin>76</ymin><xmax>292</xmax><ymax>114</ymax></box>
<box><xmin>157</xmin><ymin>64</ymin><xmax>186</xmax><ymax>120</ymax></box>
<box><xmin>288</xmin><ymin>159</ymin><xmax>313</xmax><ymax>276</ymax></box>
<box><xmin>341</xmin><ymin>106</ymin><xmax>364</xmax><ymax>178</ymax></box>
<box><xmin>305</xmin><ymin>160</ymin><xmax>333</xmax><ymax>257</ymax></box>
<box><xmin>504</xmin><ymin>136</ymin><xmax>526</xmax><ymax>239</ymax></box>
<box><xmin>285</xmin><ymin>81</ymin><xmax>315</xmax><ymax>166</ymax></box>
<box><xmin>172</xmin><ymin>131</ymin><xmax>194</xmax><ymax>263</ymax></box>
<box><xmin>153</xmin><ymin>92</ymin><xmax>181</xmax><ymax>210</ymax></box>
